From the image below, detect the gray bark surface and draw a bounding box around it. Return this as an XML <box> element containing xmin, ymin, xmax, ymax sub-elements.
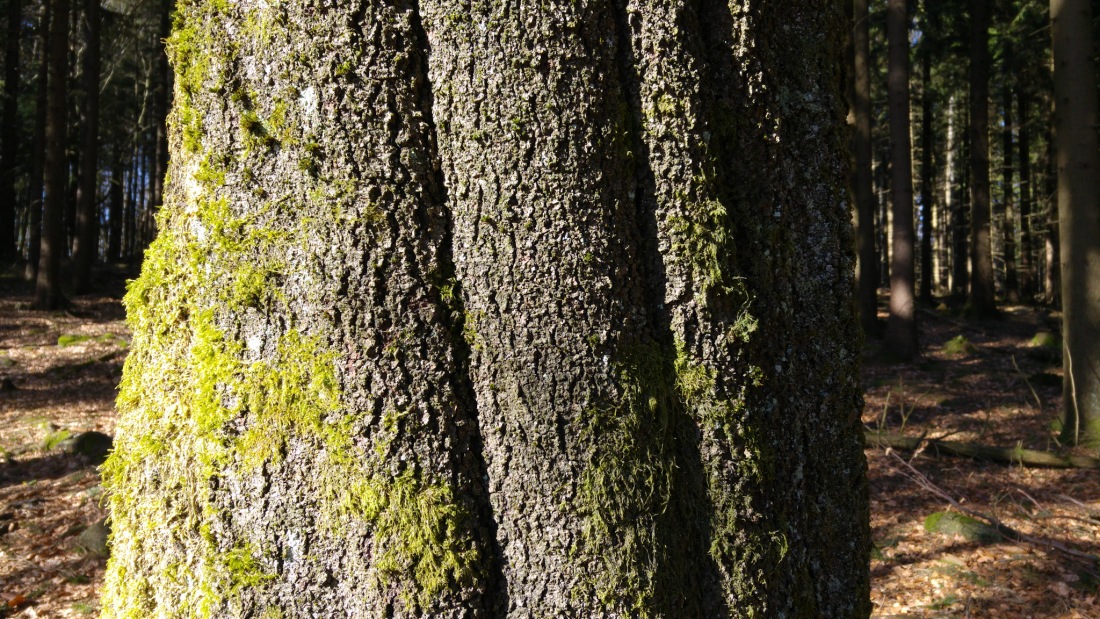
<box><xmin>103</xmin><ymin>1</ymin><xmax>871</xmax><ymax>617</ymax></box>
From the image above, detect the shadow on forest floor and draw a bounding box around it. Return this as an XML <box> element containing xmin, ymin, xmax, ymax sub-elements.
<box><xmin>864</xmin><ymin>293</ymin><xmax>1099</xmax><ymax>618</ymax></box>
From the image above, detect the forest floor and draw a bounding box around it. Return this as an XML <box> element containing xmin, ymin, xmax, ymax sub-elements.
<box><xmin>0</xmin><ymin>271</ymin><xmax>1098</xmax><ymax>618</ymax></box>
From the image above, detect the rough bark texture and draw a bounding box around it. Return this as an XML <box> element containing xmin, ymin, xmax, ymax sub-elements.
<box><xmin>23</xmin><ymin>3</ymin><xmax>47</xmax><ymax>281</ymax></box>
<box><xmin>1051</xmin><ymin>0</ymin><xmax>1100</xmax><ymax>446</ymax></box>
<box><xmin>967</xmin><ymin>0</ymin><xmax>995</xmax><ymax>317</ymax></box>
<box><xmin>885</xmin><ymin>0</ymin><xmax>917</xmax><ymax>359</ymax></box>
<box><xmin>32</xmin><ymin>0</ymin><xmax>68</xmax><ymax>309</ymax></box>
<box><xmin>103</xmin><ymin>1</ymin><xmax>871</xmax><ymax>617</ymax></box>
<box><xmin>853</xmin><ymin>0</ymin><xmax>878</xmax><ymax>338</ymax></box>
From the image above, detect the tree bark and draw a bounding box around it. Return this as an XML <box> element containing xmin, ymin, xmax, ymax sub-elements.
<box><xmin>32</xmin><ymin>0</ymin><xmax>69</xmax><ymax>310</ymax></box>
<box><xmin>886</xmin><ymin>0</ymin><xmax>918</xmax><ymax>358</ymax></box>
<box><xmin>71</xmin><ymin>0</ymin><xmax>100</xmax><ymax>292</ymax></box>
<box><xmin>1051</xmin><ymin>0</ymin><xmax>1100</xmax><ymax>446</ymax></box>
<box><xmin>0</xmin><ymin>0</ymin><xmax>21</xmax><ymax>261</ymax></box>
<box><xmin>103</xmin><ymin>1</ymin><xmax>871</xmax><ymax>616</ymax></box>
<box><xmin>853</xmin><ymin>0</ymin><xmax>879</xmax><ymax>338</ymax></box>
<box><xmin>968</xmin><ymin>0</ymin><xmax>995</xmax><ymax>317</ymax></box>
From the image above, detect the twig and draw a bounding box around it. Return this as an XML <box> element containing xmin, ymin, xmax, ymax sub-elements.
<box><xmin>1011</xmin><ymin>354</ymin><xmax>1043</xmax><ymax>414</ymax></box>
<box><xmin>886</xmin><ymin>452</ymin><xmax>1100</xmax><ymax>571</ymax></box>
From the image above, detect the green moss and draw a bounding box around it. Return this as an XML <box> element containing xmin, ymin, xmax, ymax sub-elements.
<box><xmin>941</xmin><ymin>334</ymin><xmax>976</xmax><ymax>357</ymax></box>
<box><xmin>342</xmin><ymin>471</ymin><xmax>480</xmax><ymax>608</ymax></box>
<box><xmin>57</xmin><ymin>333</ymin><xmax>94</xmax><ymax>347</ymax></box>
<box><xmin>576</xmin><ymin>344</ymin><xmax>677</xmax><ymax>615</ymax></box>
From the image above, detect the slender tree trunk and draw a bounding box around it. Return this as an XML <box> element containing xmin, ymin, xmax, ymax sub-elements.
<box><xmin>71</xmin><ymin>0</ymin><xmax>100</xmax><ymax>292</ymax></box>
<box><xmin>23</xmin><ymin>2</ymin><xmax>48</xmax><ymax>281</ymax></box>
<box><xmin>150</xmin><ymin>0</ymin><xmax>170</xmax><ymax>213</ymax></box>
<box><xmin>853</xmin><ymin>0</ymin><xmax>879</xmax><ymax>337</ymax></box>
<box><xmin>1051</xmin><ymin>0</ymin><xmax>1100</xmax><ymax>446</ymax></box>
<box><xmin>886</xmin><ymin>0</ymin><xmax>918</xmax><ymax>358</ymax></box>
<box><xmin>919</xmin><ymin>48</ymin><xmax>935</xmax><ymax>302</ymax></box>
<box><xmin>33</xmin><ymin>0</ymin><xmax>69</xmax><ymax>310</ymax></box>
<box><xmin>0</xmin><ymin>0</ymin><xmax>21</xmax><ymax>261</ymax></box>
<box><xmin>104</xmin><ymin>1</ymin><xmax>870</xmax><ymax>616</ymax></box>
<box><xmin>1001</xmin><ymin>88</ymin><xmax>1019</xmax><ymax>302</ymax></box>
<box><xmin>946</xmin><ymin>95</ymin><xmax>964</xmax><ymax>298</ymax></box>
<box><xmin>1017</xmin><ymin>88</ymin><xmax>1035</xmax><ymax>299</ymax></box>
<box><xmin>1044</xmin><ymin>123</ymin><xmax>1061</xmax><ymax>307</ymax></box>
<box><xmin>968</xmin><ymin>0</ymin><xmax>996</xmax><ymax>317</ymax></box>
<box><xmin>106</xmin><ymin>155</ymin><xmax>122</xmax><ymax>261</ymax></box>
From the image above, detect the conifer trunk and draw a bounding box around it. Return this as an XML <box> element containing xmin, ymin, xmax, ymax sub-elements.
<box><xmin>103</xmin><ymin>1</ymin><xmax>871</xmax><ymax>616</ymax></box>
<box><xmin>1051</xmin><ymin>0</ymin><xmax>1100</xmax><ymax>446</ymax></box>
<box><xmin>968</xmin><ymin>0</ymin><xmax>995</xmax><ymax>316</ymax></box>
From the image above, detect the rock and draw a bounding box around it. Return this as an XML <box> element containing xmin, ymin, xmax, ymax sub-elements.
<box><xmin>57</xmin><ymin>431</ymin><xmax>114</xmax><ymax>465</ymax></box>
<box><xmin>0</xmin><ymin>378</ymin><xmax>15</xmax><ymax>392</ymax></box>
<box><xmin>77</xmin><ymin>518</ymin><xmax>110</xmax><ymax>557</ymax></box>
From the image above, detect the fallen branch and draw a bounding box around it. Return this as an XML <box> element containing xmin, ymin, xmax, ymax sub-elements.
<box><xmin>865</xmin><ymin>429</ymin><xmax>1100</xmax><ymax>469</ymax></box>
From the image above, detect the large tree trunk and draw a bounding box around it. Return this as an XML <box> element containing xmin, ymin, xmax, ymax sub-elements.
<box><xmin>853</xmin><ymin>0</ymin><xmax>879</xmax><ymax>338</ymax></box>
<box><xmin>32</xmin><ymin>0</ymin><xmax>68</xmax><ymax>310</ymax></box>
<box><xmin>885</xmin><ymin>0</ymin><xmax>918</xmax><ymax>358</ymax></box>
<box><xmin>1051</xmin><ymin>0</ymin><xmax>1100</xmax><ymax>446</ymax></box>
<box><xmin>71</xmin><ymin>0</ymin><xmax>100</xmax><ymax>292</ymax></box>
<box><xmin>0</xmin><ymin>0</ymin><xmax>21</xmax><ymax>262</ymax></box>
<box><xmin>102</xmin><ymin>1</ymin><xmax>870</xmax><ymax>617</ymax></box>
<box><xmin>967</xmin><ymin>0</ymin><xmax>995</xmax><ymax>317</ymax></box>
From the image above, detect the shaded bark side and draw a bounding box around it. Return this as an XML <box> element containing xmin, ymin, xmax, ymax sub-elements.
<box><xmin>101</xmin><ymin>2</ymin><xmax>497</xmax><ymax>616</ymax></box>
<box><xmin>33</xmin><ymin>0</ymin><xmax>69</xmax><ymax>309</ymax></box>
<box><xmin>71</xmin><ymin>0</ymin><xmax>100</xmax><ymax>291</ymax></box>
<box><xmin>1051</xmin><ymin>0</ymin><xmax>1100</xmax><ymax>446</ymax></box>
<box><xmin>0</xmin><ymin>0</ymin><xmax>20</xmax><ymax>261</ymax></box>
<box><xmin>885</xmin><ymin>0</ymin><xmax>917</xmax><ymax>358</ymax></box>
<box><xmin>968</xmin><ymin>0</ymin><xmax>995</xmax><ymax>316</ymax></box>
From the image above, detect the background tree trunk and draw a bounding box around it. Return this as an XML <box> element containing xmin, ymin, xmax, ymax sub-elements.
<box><xmin>1017</xmin><ymin>88</ymin><xmax>1035</xmax><ymax>300</ymax></box>
<box><xmin>23</xmin><ymin>3</ymin><xmax>48</xmax><ymax>282</ymax></box>
<box><xmin>103</xmin><ymin>1</ymin><xmax>871</xmax><ymax>616</ymax></box>
<box><xmin>0</xmin><ymin>0</ymin><xmax>21</xmax><ymax>262</ymax></box>
<box><xmin>968</xmin><ymin>0</ymin><xmax>996</xmax><ymax>317</ymax></box>
<box><xmin>1001</xmin><ymin>87</ymin><xmax>1019</xmax><ymax>303</ymax></box>
<box><xmin>71</xmin><ymin>0</ymin><xmax>100</xmax><ymax>292</ymax></box>
<box><xmin>33</xmin><ymin>0</ymin><xmax>69</xmax><ymax>310</ymax></box>
<box><xmin>1051</xmin><ymin>0</ymin><xmax>1100</xmax><ymax>446</ymax></box>
<box><xmin>853</xmin><ymin>0</ymin><xmax>879</xmax><ymax>337</ymax></box>
<box><xmin>886</xmin><ymin>0</ymin><xmax>918</xmax><ymax>358</ymax></box>
<box><xmin>919</xmin><ymin>47</ymin><xmax>935</xmax><ymax>302</ymax></box>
